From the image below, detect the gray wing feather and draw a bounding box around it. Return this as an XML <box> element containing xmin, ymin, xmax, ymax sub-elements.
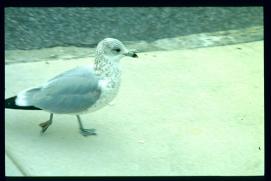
<box><xmin>29</xmin><ymin>66</ymin><xmax>101</xmax><ymax>114</ymax></box>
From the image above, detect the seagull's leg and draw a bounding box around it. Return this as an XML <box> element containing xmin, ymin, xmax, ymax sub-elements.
<box><xmin>39</xmin><ymin>113</ymin><xmax>53</xmax><ymax>135</ymax></box>
<box><xmin>76</xmin><ymin>115</ymin><xmax>96</xmax><ymax>136</ymax></box>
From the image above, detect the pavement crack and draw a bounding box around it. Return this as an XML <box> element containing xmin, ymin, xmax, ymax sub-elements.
<box><xmin>5</xmin><ymin>150</ymin><xmax>28</xmax><ymax>176</ymax></box>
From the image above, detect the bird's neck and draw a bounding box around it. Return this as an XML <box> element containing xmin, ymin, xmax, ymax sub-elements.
<box><xmin>94</xmin><ymin>55</ymin><xmax>121</xmax><ymax>80</ymax></box>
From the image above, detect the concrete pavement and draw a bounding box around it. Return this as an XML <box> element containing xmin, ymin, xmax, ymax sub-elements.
<box><xmin>5</xmin><ymin>41</ymin><xmax>264</xmax><ymax>176</ymax></box>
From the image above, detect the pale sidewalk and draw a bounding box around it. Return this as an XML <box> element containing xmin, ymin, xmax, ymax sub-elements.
<box><xmin>5</xmin><ymin>41</ymin><xmax>264</xmax><ymax>176</ymax></box>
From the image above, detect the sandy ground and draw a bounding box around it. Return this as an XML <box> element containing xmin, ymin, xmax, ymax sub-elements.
<box><xmin>5</xmin><ymin>41</ymin><xmax>264</xmax><ymax>176</ymax></box>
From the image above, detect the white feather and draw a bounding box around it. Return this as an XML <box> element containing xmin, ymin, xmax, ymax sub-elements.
<box><xmin>15</xmin><ymin>87</ymin><xmax>39</xmax><ymax>106</ymax></box>
<box><xmin>98</xmin><ymin>79</ymin><xmax>110</xmax><ymax>89</ymax></box>
<box><xmin>16</xmin><ymin>92</ymin><xmax>30</xmax><ymax>106</ymax></box>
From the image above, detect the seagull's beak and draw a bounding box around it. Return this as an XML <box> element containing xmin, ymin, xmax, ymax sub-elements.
<box><xmin>123</xmin><ymin>50</ymin><xmax>138</xmax><ymax>58</ymax></box>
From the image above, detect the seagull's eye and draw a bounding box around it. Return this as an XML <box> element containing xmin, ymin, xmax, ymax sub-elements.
<box><xmin>113</xmin><ymin>48</ymin><xmax>121</xmax><ymax>53</ymax></box>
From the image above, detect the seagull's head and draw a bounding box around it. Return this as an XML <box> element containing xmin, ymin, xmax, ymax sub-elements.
<box><xmin>96</xmin><ymin>38</ymin><xmax>138</xmax><ymax>62</ymax></box>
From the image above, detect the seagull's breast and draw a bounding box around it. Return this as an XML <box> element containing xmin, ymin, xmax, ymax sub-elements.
<box><xmin>83</xmin><ymin>75</ymin><xmax>121</xmax><ymax>113</ymax></box>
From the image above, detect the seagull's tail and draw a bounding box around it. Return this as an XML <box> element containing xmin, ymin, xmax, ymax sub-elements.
<box><xmin>5</xmin><ymin>96</ymin><xmax>42</xmax><ymax>110</ymax></box>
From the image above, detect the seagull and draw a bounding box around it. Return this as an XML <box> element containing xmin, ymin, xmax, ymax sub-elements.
<box><xmin>5</xmin><ymin>38</ymin><xmax>138</xmax><ymax>136</ymax></box>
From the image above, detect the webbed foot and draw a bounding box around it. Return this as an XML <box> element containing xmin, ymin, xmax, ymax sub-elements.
<box><xmin>39</xmin><ymin>113</ymin><xmax>53</xmax><ymax>135</ymax></box>
<box><xmin>80</xmin><ymin>128</ymin><xmax>97</xmax><ymax>137</ymax></box>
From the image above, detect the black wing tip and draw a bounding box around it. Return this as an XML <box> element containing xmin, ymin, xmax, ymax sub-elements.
<box><xmin>5</xmin><ymin>96</ymin><xmax>17</xmax><ymax>108</ymax></box>
<box><xmin>5</xmin><ymin>96</ymin><xmax>42</xmax><ymax>110</ymax></box>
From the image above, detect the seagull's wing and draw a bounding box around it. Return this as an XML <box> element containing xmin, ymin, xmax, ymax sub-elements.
<box><xmin>16</xmin><ymin>66</ymin><xmax>102</xmax><ymax>114</ymax></box>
